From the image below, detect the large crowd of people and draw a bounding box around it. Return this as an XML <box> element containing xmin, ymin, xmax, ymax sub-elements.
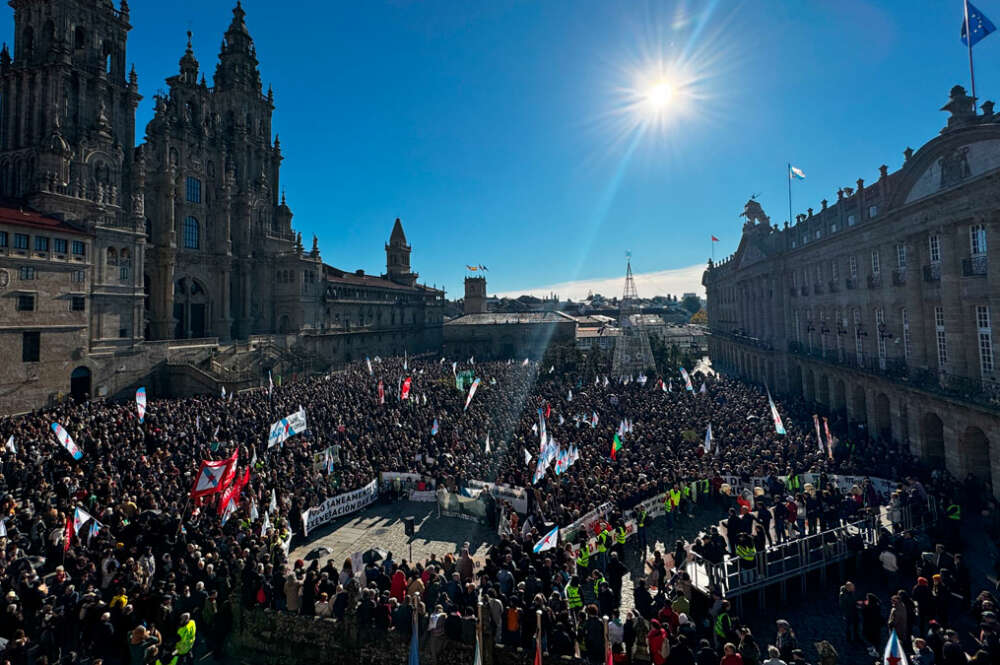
<box><xmin>0</xmin><ymin>353</ymin><xmax>997</xmax><ymax>665</ymax></box>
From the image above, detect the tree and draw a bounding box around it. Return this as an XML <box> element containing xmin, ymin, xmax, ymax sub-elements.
<box><xmin>690</xmin><ymin>308</ymin><xmax>707</xmax><ymax>324</ymax></box>
<box><xmin>681</xmin><ymin>295</ymin><xmax>701</xmax><ymax>314</ymax></box>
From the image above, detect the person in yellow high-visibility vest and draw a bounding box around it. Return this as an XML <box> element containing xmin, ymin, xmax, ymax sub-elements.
<box><xmin>669</xmin><ymin>485</ymin><xmax>683</xmax><ymax>523</ymax></box>
<box><xmin>663</xmin><ymin>492</ymin><xmax>675</xmax><ymax>530</ymax></box>
<box><xmin>575</xmin><ymin>544</ymin><xmax>590</xmax><ymax>578</ymax></box>
<box><xmin>174</xmin><ymin>613</ymin><xmax>197</xmax><ymax>665</ymax></box>
<box><xmin>596</xmin><ymin>525</ymin><xmax>610</xmax><ymax>573</ymax></box>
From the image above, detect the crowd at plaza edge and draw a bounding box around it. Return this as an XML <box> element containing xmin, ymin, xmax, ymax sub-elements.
<box><xmin>0</xmin><ymin>353</ymin><xmax>998</xmax><ymax>665</ymax></box>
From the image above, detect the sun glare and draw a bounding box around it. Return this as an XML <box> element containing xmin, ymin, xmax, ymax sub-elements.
<box><xmin>644</xmin><ymin>80</ymin><xmax>674</xmax><ymax>112</ymax></box>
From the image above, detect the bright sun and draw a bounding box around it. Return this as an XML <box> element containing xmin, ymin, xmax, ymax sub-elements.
<box><xmin>644</xmin><ymin>81</ymin><xmax>674</xmax><ymax>111</ymax></box>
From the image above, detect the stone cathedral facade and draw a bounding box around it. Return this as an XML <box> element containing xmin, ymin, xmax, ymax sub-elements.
<box><xmin>0</xmin><ymin>0</ymin><xmax>443</xmax><ymax>413</ymax></box>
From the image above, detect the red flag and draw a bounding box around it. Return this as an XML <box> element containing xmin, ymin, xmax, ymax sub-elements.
<box><xmin>534</xmin><ymin>640</ymin><xmax>542</xmax><ymax>665</ymax></box>
<box><xmin>544</xmin><ymin>403</ymin><xmax>551</xmax><ymax>419</ymax></box>
<box><xmin>377</xmin><ymin>380</ymin><xmax>385</xmax><ymax>405</ymax></box>
<box><xmin>218</xmin><ymin>467</ymin><xmax>251</xmax><ymax>515</ymax></box>
<box><xmin>401</xmin><ymin>377</ymin><xmax>412</xmax><ymax>400</ymax></box>
<box><xmin>190</xmin><ymin>449</ymin><xmax>238</xmax><ymax>499</ymax></box>
<box><xmin>711</xmin><ymin>235</ymin><xmax>720</xmax><ymax>242</ymax></box>
<box><xmin>63</xmin><ymin>516</ymin><xmax>73</xmax><ymax>552</ymax></box>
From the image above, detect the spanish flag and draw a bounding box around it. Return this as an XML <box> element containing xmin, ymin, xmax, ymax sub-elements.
<box><xmin>466</xmin><ymin>265</ymin><xmax>478</xmax><ymax>271</ymax></box>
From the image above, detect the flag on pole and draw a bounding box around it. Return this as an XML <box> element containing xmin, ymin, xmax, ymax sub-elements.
<box><xmin>403</xmin><ymin>351</ymin><xmax>408</xmax><ymax>371</ymax></box>
<box><xmin>711</xmin><ymin>235</ymin><xmax>720</xmax><ymax>242</ymax></box>
<box><xmin>366</xmin><ymin>357</ymin><xmax>373</xmax><ymax>376</ymax></box>
<box><xmin>823</xmin><ymin>416</ymin><xmax>836</xmax><ymax>460</ymax></box>
<box><xmin>484</xmin><ymin>434</ymin><xmax>491</xmax><ymax>454</ymax></box>
<box><xmin>882</xmin><ymin>629</ymin><xmax>909</xmax><ymax>665</ymax></box>
<box><xmin>472</xmin><ymin>622</ymin><xmax>483</xmax><ymax>665</ymax></box>
<box><xmin>135</xmin><ymin>387</ymin><xmax>147</xmax><ymax>423</ymax></box>
<box><xmin>463</xmin><ymin>377</ymin><xmax>480</xmax><ymax>411</ymax></box>
<box><xmin>87</xmin><ymin>520</ymin><xmax>100</xmax><ymax>544</ymax></box>
<box><xmin>962</xmin><ymin>1</ymin><xmax>996</xmax><ymax>46</ymax></box>
<box><xmin>63</xmin><ymin>516</ymin><xmax>73</xmax><ymax>552</ymax></box>
<box><xmin>431</xmin><ymin>418</ymin><xmax>439</xmax><ymax>436</ymax></box>
<box><xmin>51</xmin><ymin>423</ymin><xmax>83</xmax><ymax>460</ymax></box>
<box><xmin>190</xmin><ymin>450</ymin><xmax>238</xmax><ymax>498</ymax></box>
<box><xmin>268</xmin><ymin>371</ymin><xmax>274</xmax><ymax>396</ymax></box>
<box><xmin>72</xmin><ymin>506</ymin><xmax>93</xmax><ymax>535</ymax></box>
<box><xmin>611</xmin><ymin>433</ymin><xmax>623</xmax><ymax>460</ymax></box>
<box><xmin>261</xmin><ymin>511</ymin><xmax>271</xmax><ymax>537</ymax></box>
<box><xmin>813</xmin><ymin>414</ymin><xmax>824</xmax><ymax>453</ymax></box>
<box><xmin>378</xmin><ymin>380</ymin><xmax>385</xmax><ymax>405</ymax></box>
<box><xmin>221</xmin><ymin>496</ymin><xmax>237</xmax><ymax>525</ymax></box>
<box><xmin>699</xmin><ymin>382</ymin><xmax>707</xmax><ymax>394</ymax></box>
<box><xmin>267</xmin><ymin>408</ymin><xmax>308</xmax><ymax>448</ymax></box>
<box><xmin>533</xmin><ymin>525</ymin><xmax>559</xmax><ymax>553</ymax></box>
<box><xmin>524</xmin><ymin>448</ymin><xmax>532</xmax><ymax>465</ymax></box>
<box><xmin>679</xmin><ymin>368</ymin><xmax>694</xmax><ymax>392</ymax></box>
<box><xmin>704</xmin><ymin>424</ymin><xmax>713</xmax><ymax>454</ymax></box>
<box><xmin>789</xmin><ymin>165</ymin><xmax>806</xmax><ymax>180</ymax></box>
<box><xmin>767</xmin><ymin>389</ymin><xmax>786</xmax><ymax>435</ymax></box>
<box><xmin>221</xmin><ymin>385</ymin><xmax>226</xmax><ymax>399</ymax></box>
<box><xmin>0</xmin><ymin>519</ymin><xmax>6</xmax><ymax>539</ymax></box>
<box><xmin>567</xmin><ymin>388</ymin><xmax>573</xmax><ymax>402</ymax></box>
<box><xmin>401</xmin><ymin>377</ymin><xmax>412</xmax><ymax>401</ymax></box>
<box><xmin>269</xmin><ymin>488</ymin><xmax>278</xmax><ymax>514</ymax></box>
<box><xmin>249</xmin><ymin>499</ymin><xmax>259</xmax><ymax>522</ymax></box>
<box><xmin>4</xmin><ymin>435</ymin><xmax>15</xmax><ymax>454</ymax></box>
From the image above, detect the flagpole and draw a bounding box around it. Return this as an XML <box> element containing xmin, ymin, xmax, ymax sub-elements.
<box><xmin>536</xmin><ymin>609</ymin><xmax>544</xmax><ymax>663</ymax></box>
<box><xmin>602</xmin><ymin>615</ymin><xmax>610</xmax><ymax>664</ymax></box>
<box><xmin>965</xmin><ymin>0</ymin><xmax>978</xmax><ymax>103</ymax></box>
<box><xmin>787</xmin><ymin>162</ymin><xmax>793</xmax><ymax>227</ymax></box>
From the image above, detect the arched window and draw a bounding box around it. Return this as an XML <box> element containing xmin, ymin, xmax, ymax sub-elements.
<box><xmin>183</xmin><ymin>216</ymin><xmax>199</xmax><ymax>249</ymax></box>
<box><xmin>119</xmin><ymin>248</ymin><xmax>130</xmax><ymax>281</ymax></box>
<box><xmin>106</xmin><ymin>247</ymin><xmax>117</xmax><ymax>266</ymax></box>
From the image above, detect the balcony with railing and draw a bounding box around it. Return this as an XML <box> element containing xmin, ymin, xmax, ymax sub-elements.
<box><xmin>867</xmin><ymin>273</ymin><xmax>882</xmax><ymax>289</ymax></box>
<box><xmin>892</xmin><ymin>269</ymin><xmax>906</xmax><ymax>286</ymax></box>
<box><xmin>962</xmin><ymin>255</ymin><xmax>987</xmax><ymax>277</ymax></box>
<box><xmin>923</xmin><ymin>263</ymin><xmax>941</xmax><ymax>283</ymax></box>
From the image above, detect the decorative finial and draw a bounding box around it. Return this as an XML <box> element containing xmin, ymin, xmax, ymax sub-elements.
<box><xmin>281</xmin><ymin>189</ymin><xmax>286</xmax><ymax>205</ymax></box>
<box><xmin>186</xmin><ymin>30</ymin><xmax>192</xmax><ymax>50</ymax></box>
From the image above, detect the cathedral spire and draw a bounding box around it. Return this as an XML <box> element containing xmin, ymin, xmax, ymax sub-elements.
<box><xmin>213</xmin><ymin>1</ymin><xmax>261</xmax><ymax>92</ymax></box>
<box><xmin>178</xmin><ymin>30</ymin><xmax>199</xmax><ymax>84</ymax></box>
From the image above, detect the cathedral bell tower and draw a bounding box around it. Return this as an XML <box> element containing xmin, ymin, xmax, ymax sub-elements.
<box><xmin>385</xmin><ymin>217</ymin><xmax>418</xmax><ymax>287</ymax></box>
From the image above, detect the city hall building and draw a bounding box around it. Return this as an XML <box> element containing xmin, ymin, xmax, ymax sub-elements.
<box><xmin>703</xmin><ymin>86</ymin><xmax>1000</xmax><ymax>495</ymax></box>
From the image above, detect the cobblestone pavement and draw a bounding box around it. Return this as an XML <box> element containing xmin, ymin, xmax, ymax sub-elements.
<box><xmin>290</xmin><ymin>499</ymin><xmax>496</xmax><ymax>567</ymax></box>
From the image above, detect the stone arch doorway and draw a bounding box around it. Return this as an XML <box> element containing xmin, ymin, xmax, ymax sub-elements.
<box><xmin>788</xmin><ymin>364</ymin><xmax>803</xmax><ymax>396</ymax></box>
<box><xmin>921</xmin><ymin>412</ymin><xmax>945</xmax><ymax>466</ymax></box>
<box><xmin>874</xmin><ymin>393</ymin><xmax>892</xmax><ymax>442</ymax></box>
<box><xmin>831</xmin><ymin>378</ymin><xmax>847</xmax><ymax>414</ymax></box>
<box><xmin>817</xmin><ymin>374</ymin><xmax>830</xmax><ymax>406</ymax></box>
<box><xmin>804</xmin><ymin>368</ymin><xmax>816</xmax><ymax>402</ymax></box>
<box><xmin>959</xmin><ymin>426</ymin><xmax>991</xmax><ymax>482</ymax></box>
<box><xmin>70</xmin><ymin>366</ymin><xmax>91</xmax><ymax>402</ymax></box>
<box><xmin>173</xmin><ymin>277</ymin><xmax>210</xmax><ymax>339</ymax></box>
<box><xmin>851</xmin><ymin>385</ymin><xmax>867</xmax><ymax>425</ymax></box>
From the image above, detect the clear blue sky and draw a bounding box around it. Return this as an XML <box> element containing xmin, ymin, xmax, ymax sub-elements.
<box><xmin>4</xmin><ymin>1</ymin><xmax>997</xmax><ymax>299</ymax></box>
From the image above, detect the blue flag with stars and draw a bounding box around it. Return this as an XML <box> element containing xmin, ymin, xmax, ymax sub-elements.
<box><xmin>962</xmin><ymin>1</ymin><xmax>996</xmax><ymax>46</ymax></box>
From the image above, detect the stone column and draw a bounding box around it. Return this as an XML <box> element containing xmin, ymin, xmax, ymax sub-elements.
<box><xmin>939</xmin><ymin>225</ymin><xmax>967</xmax><ymax>379</ymax></box>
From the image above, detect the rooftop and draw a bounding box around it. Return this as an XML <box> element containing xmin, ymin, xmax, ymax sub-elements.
<box><xmin>323</xmin><ymin>265</ymin><xmax>442</xmax><ymax>294</ymax></box>
<box><xmin>444</xmin><ymin>311</ymin><xmax>577</xmax><ymax>326</ymax></box>
<box><xmin>0</xmin><ymin>206</ymin><xmax>91</xmax><ymax>236</ymax></box>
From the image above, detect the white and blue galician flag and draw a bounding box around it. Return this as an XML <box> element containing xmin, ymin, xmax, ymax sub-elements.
<box><xmin>87</xmin><ymin>520</ymin><xmax>101</xmax><ymax>543</ymax></box>
<box><xmin>789</xmin><ymin>165</ymin><xmax>806</xmax><ymax>180</ymax></box>
<box><xmin>51</xmin><ymin>423</ymin><xmax>83</xmax><ymax>460</ymax></box>
<box><xmin>267</xmin><ymin>407</ymin><xmax>307</xmax><ymax>449</ymax></box>
<box><xmin>767</xmin><ymin>389</ymin><xmax>786</xmax><ymax>436</ymax></box>
<box><xmin>431</xmin><ymin>418</ymin><xmax>439</xmax><ymax>436</ymax></box>
<box><xmin>533</xmin><ymin>525</ymin><xmax>559</xmax><ymax>553</ymax></box>
<box><xmin>963</xmin><ymin>1</ymin><xmax>996</xmax><ymax>46</ymax></box>
<box><xmin>463</xmin><ymin>377</ymin><xmax>481</xmax><ymax>411</ymax></box>
<box><xmin>704</xmin><ymin>424</ymin><xmax>713</xmax><ymax>454</ymax></box>
<box><xmin>72</xmin><ymin>506</ymin><xmax>93</xmax><ymax>535</ymax></box>
<box><xmin>883</xmin><ymin>629</ymin><xmax>909</xmax><ymax>665</ymax></box>
<box><xmin>135</xmin><ymin>387</ymin><xmax>146</xmax><ymax>423</ymax></box>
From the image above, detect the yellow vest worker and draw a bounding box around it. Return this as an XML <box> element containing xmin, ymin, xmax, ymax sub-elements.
<box><xmin>175</xmin><ymin>616</ymin><xmax>196</xmax><ymax>656</ymax></box>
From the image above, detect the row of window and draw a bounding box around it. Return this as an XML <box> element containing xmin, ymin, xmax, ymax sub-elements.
<box><xmin>793</xmin><ymin>304</ymin><xmax>994</xmax><ymax>376</ymax></box>
<box><xmin>790</xmin><ymin>226</ymin><xmax>987</xmax><ymax>287</ymax></box>
<box><xmin>0</xmin><ymin>231</ymin><xmax>86</xmax><ymax>256</ymax></box>
<box><xmin>791</xmin><ymin>205</ymin><xmax>879</xmax><ymax>249</ymax></box>
<box><xmin>15</xmin><ymin>266</ymin><xmax>87</xmax><ymax>282</ymax></box>
<box><xmin>14</xmin><ymin>294</ymin><xmax>85</xmax><ymax>313</ymax></box>
<box><xmin>106</xmin><ymin>247</ymin><xmax>132</xmax><ymax>282</ymax></box>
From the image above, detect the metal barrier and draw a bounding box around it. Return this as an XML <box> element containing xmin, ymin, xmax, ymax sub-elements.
<box><xmin>686</xmin><ymin>498</ymin><xmax>936</xmax><ymax>598</ymax></box>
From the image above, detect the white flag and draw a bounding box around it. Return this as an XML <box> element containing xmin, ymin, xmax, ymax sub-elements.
<box><xmin>221</xmin><ymin>386</ymin><xmax>226</xmax><ymax>399</ymax></box>
<box><xmin>704</xmin><ymin>424</ymin><xmax>713</xmax><ymax>454</ymax></box>
<box><xmin>0</xmin><ymin>518</ymin><xmax>6</xmax><ymax>538</ymax></box>
<box><xmin>4</xmin><ymin>435</ymin><xmax>15</xmax><ymax>454</ymax></box>
<box><xmin>249</xmin><ymin>500</ymin><xmax>259</xmax><ymax>522</ymax></box>
<box><xmin>484</xmin><ymin>434</ymin><xmax>491</xmax><ymax>454</ymax></box>
<box><xmin>524</xmin><ymin>448</ymin><xmax>532</xmax><ymax>465</ymax></box>
<box><xmin>261</xmin><ymin>511</ymin><xmax>271</xmax><ymax>537</ymax></box>
<box><xmin>269</xmin><ymin>488</ymin><xmax>278</xmax><ymax>514</ymax></box>
<box><xmin>366</xmin><ymin>357</ymin><xmax>373</xmax><ymax>376</ymax></box>
<box><xmin>567</xmin><ymin>389</ymin><xmax>573</xmax><ymax>402</ymax></box>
